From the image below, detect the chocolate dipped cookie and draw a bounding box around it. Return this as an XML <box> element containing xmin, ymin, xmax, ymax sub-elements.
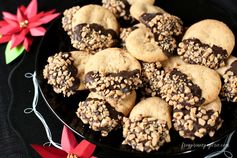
<box><xmin>122</xmin><ymin>97</ymin><xmax>171</xmax><ymax>152</ymax></box>
<box><xmin>84</xmin><ymin>48</ymin><xmax>142</xmax><ymax>99</ymax></box>
<box><xmin>76</xmin><ymin>91</ymin><xmax>136</xmax><ymax>136</ymax></box>
<box><xmin>178</xmin><ymin>19</ymin><xmax>235</xmax><ymax>69</ymax></box>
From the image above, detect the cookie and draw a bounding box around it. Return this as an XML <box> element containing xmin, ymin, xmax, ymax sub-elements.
<box><xmin>43</xmin><ymin>51</ymin><xmax>91</xmax><ymax>97</ymax></box>
<box><xmin>76</xmin><ymin>92</ymin><xmax>128</xmax><ymax>136</ymax></box>
<box><xmin>173</xmin><ymin>100</ymin><xmax>223</xmax><ymax>140</ymax></box>
<box><xmin>70</xmin><ymin>5</ymin><xmax>119</xmax><ymax>52</ymax></box>
<box><xmin>71</xmin><ymin>4</ymin><xmax>119</xmax><ymax>33</ymax></box>
<box><xmin>122</xmin><ymin>97</ymin><xmax>171</xmax><ymax>152</ymax></box>
<box><xmin>125</xmin><ymin>27</ymin><xmax>176</xmax><ymax>62</ymax></box>
<box><xmin>178</xmin><ymin>19</ymin><xmax>235</xmax><ymax>69</ymax></box>
<box><xmin>217</xmin><ymin>56</ymin><xmax>237</xmax><ymax>102</ymax></box>
<box><xmin>144</xmin><ymin>64</ymin><xmax>221</xmax><ymax>109</ymax></box>
<box><xmin>127</xmin><ymin>0</ymin><xmax>155</xmax><ymax>5</ymax></box>
<box><xmin>130</xmin><ymin>2</ymin><xmax>166</xmax><ymax>21</ymax></box>
<box><xmin>102</xmin><ymin>0</ymin><xmax>132</xmax><ymax>21</ymax></box>
<box><xmin>162</xmin><ymin>55</ymin><xmax>188</xmax><ymax>71</ymax></box>
<box><xmin>139</xmin><ymin>13</ymin><xmax>183</xmax><ymax>37</ymax></box>
<box><xmin>62</xmin><ymin>6</ymin><xmax>80</xmax><ymax>35</ymax></box>
<box><xmin>84</xmin><ymin>48</ymin><xmax>142</xmax><ymax>99</ymax></box>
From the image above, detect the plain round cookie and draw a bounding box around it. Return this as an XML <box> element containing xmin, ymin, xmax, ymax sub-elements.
<box><xmin>162</xmin><ymin>56</ymin><xmax>188</xmax><ymax>71</ymax></box>
<box><xmin>126</xmin><ymin>27</ymin><xmax>176</xmax><ymax>62</ymax></box>
<box><xmin>130</xmin><ymin>2</ymin><xmax>166</xmax><ymax>21</ymax></box>
<box><xmin>182</xmin><ymin>19</ymin><xmax>235</xmax><ymax>55</ymax></box>
<box><xmin>129</xmin><ymin>97</ymin><xmax>172</xmax><ymax>129</ymax></box>
<box><xmin>177</xmin><ymin>64</ymin><xmax>222</xmax><ymax>105</ymax></box>
<box><xmin>70</xmin><ymin>51</ymin><xmax>91</xmax><ymax>90</ymax></box>
<box><xmin>71</xmin><ymin>4</ymin><xmax>119</xmax><ymax>33</ymax></box>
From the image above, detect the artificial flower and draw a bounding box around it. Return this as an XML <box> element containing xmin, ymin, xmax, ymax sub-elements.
<box><xmin>32</xmin><ymin>126</ymin><xmax>96</xmax><ymax>158</ymax></box>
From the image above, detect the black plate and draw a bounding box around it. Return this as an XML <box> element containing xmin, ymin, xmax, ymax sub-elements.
<box><xmin>35</xmin><ymin>0</ymin><xmax>237</xmax><ymax>157</ymax></box>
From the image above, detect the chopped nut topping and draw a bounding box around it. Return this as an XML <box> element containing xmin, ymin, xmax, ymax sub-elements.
<box><xmin>102</xmin><ymin>0</ymin><xmax>131</xmax><ymax>21</ymax></box>
<box><xmin>85</xmin><ymin>70</ymin><xmax>142</xmax><ymax>99</ymax></box>
<box><xmin>221</xmin><ymin>70</ymin><xmax>237</xmax><ymax>102</ymax></box>
<box><xmin>177</xmin><ymin>38</ymin><xmax>228</xmax><ymax>69</ymax></box>
<box><xmin>43</xmin><ymin>52</ymin><xmax>79</xmax><ymax>97</ymax></box>
<box><xmin>173</xmin><ymin>107</ymin><xmax>223</xmax><ymax>140</ymax></box>
<box><xmin>140</xmin><ymin>13</ymin><xmax>183</xmax><ymax>37</ymax></box>
<box><xmin>71</xmin><ymin>23</ymin><xmax>118</xmax><ymax>53</ymax></box>
<box><xmin>62</xmin><ymin>6</ymin><xmax>80</xmax><ymax>35</ymax></box>
<box><xmin>76</xmin><ymin>98</ymin><xmax>123</xmax><ymax>136</ymax></box>
<box><xmin>122</xmin><ymin>115</ymin><xmax>170</xmax><ymax>152</ymax></box>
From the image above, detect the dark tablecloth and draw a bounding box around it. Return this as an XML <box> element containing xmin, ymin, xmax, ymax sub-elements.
<box><xmin>1</xmin><ymin>1</ymin><xmax>237</xmax><ymax>158</ymax></box>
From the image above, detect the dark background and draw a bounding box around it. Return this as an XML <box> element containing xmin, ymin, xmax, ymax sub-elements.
<box><xmin>0</xmin><ymin>0</ymin><xmax>237</xmax><ymax>158</ymax></box>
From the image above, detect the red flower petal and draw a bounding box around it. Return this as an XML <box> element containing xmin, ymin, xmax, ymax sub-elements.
<box><xmin>25</xmin><ymin>0</ymin><xmax>38</xmax><ymax>18</ymax></box>
<box><xmin>61</xmin><ymin>126</ymin><xmax>78</xmax><ymax>154</ymax></box>
<box><xmin>23</xmin><ymin>37</ymin><xmax>33</xmax><ymax>51</ymax></box>
<box><xmin>31</xmin><ymin>144</ymin><xmax>67</xmax><ymax>158</ymax></box>
<box><xmin>0</xmin><ymin>25</ymin><xmax>18</xmax><ymax>35</ymax></box>
<box><xmin>30</xmin><ymin>27</ymin><xmax>46</xmax><ymax>36</ymax></box>
<box><xmin>2</xmin><ymin>18</ymin><xmax>18</xmax><ymax>27</ymax></box>
<box><xmin>2</xmin><ymin>11</ymin><xmax>17</xmax><ymax>21</ymax></box>
<box><xmin>0</xmin><ymin>35</ymin><xmax>11</xmax><ymax>44</ymax></box>
<box><xmin>39</xmin><ymin>12</ymin><xmax>60</xmax><ymax>24</ymax></box>
<box><xmin>17</xmin><ymin>8</ymin><xmax>26</xmax><ymax>22</ymax></box>
<box><xmin>72</xmin><ymin>140</ymin><xmax>96</xmax><ymax>158</ymax></box>
<box><xmin>0</xmin><ymin>20</ymin><xmax>8</xmax><ymax>27</ymax></box>
<box><xmin>11</xmin><ymin>29</ymin><xmax>29</xmax><ymax>48</ymax></box>
<box><xmin>19</xmin><ymin>5</ymin><xmax>26</xmax><ymax>13</ymax></box>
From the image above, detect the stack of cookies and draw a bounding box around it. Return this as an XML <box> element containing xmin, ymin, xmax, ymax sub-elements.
<box><xmin>43</xmin><ymin>0</ymin><xmax>236</xmax><ymax>153</ymax></box>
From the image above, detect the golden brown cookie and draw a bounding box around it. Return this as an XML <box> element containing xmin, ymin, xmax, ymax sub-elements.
<box><xmin>178</xmin><ymin>19</ymin><xmax>235</xmax><ymax>69</ymax></box>
<box><xmin>162</xmin><ymin>55</ymin><xmax>188</xmax><ymax>71</ymax></box>
<box><xmin>122</xmin><ymin>97</ymin><xmax>171</xmax><ymax>152</ymax></box>
<box><xmin>202</xmin><ymin>97</ymin><xmax>222</xmax><ymax>113</ymax></box>
<box><xmin>125</xmin><ymin>27</ymin><xmax>176</xmax><ymax>62</ymax></box>
<box><xmin>84</xmin><ymin>48</ymin><xmax>142</xmax><ymax>99</ymax></box>
<box><xmin>130</xmin><ymin>2</ymin><xmax>166</xmax><ymax>21</ymax></box>
<box><xmin>127</xmin><ymin>0</ymin><xmax>155</xmax><ymax>5</ymax></box>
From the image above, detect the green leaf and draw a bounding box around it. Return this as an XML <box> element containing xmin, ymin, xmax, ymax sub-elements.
<box><xmin>5</xmin><ymin>42</ymin><xmax>25</xmax><ymax>64</ymax></box>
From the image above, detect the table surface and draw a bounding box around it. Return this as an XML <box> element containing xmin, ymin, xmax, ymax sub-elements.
<box><xmin>1</xmin><ymin>0</ymin><xmax>237</xmax><ymax>158</ymax></box>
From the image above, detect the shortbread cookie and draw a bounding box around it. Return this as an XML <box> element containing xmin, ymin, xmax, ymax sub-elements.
<box><xmin>84</xmin><ymin>48</ymin><xmax>142</xmax><ymax>99</ymax></box>
<box><xmin>102</xmin><ymin>0</ymin><xmax>132</xmax><ymax>21</ymax></box>
<box><xmin>122</xmin><ymin>97</ymin><xmax>171</xmax><ymax>152</ymax></box>
<box><xmin>126</xmin><ymin>27</ymin><xmax>176</xmax><ymax>62</ymax></box>
<box><xmin>62</xmin><ymin>6</ymin><xmax>80</xmax><ymax>35</ymax></box>
<box><xmin>43</xmin><ymin>51</ymin><xmax>91</xmax><ymax>97</ymax></box>
<box><xmin>162</xmin><ymin>55</ymin><xmax>188</xmax><ymax>71</ymax></box>
<box><xmin>217</xmin><ymin>56</ymin><xmax>237</xmax><ymax>102</ymax></box>
<box><xmin>139</xmin><ymin>13</ymin><xmax>183</xmax><ymax>37</ymax></box>
<box><xmin>173</xmin><ymin>100</ymin><xmax>223</xmax><ymax>140</ymax></box>
<box><xmin>130</xmin><ymin>2</ymin><xmax>166</xmax><ymax>21</ymax></box>
<box><xmin>178</xmin><ymin>19</ymin><xmax>235</xmax><ymax>69</ymax></box>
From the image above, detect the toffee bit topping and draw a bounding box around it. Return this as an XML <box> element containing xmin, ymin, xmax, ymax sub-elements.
<box><xmin>158</xmin><ymin>69</ymin><xmax>205</xmax><ymax>109</ymax></box>
<box><xmin>140</xmin><ymin>13</ymin><xmax>183</xmax><ymax>37</ymax></box>
<box><xmin>155</xmin><ymin>34</ymin><xmax>177</xmax><ymax>56</ymax></box>
<box><xmin>173</xmin><ymin>107</ymin><xmax>223</xmax><ymax>140</ymax></box>
<box><xmin>71</xmin><ymin>23</ymin><xmax>118</xmax><ymax>53</ymax></box>
<box><xmin>102</xmin><ymin>0</ymin><xmax>131</xmax><ymax>21</ymax></box>
<box><xmin>62</xmin><ymin>6</ymin><xmax>80</xmax><ymax>35</ymax></box>
<box><xmin>177</xmin><ymin>38</ymin><xmax>228</xmax><ymax>69</ymax></box>
<box><xmin>221</xmin><ymin>70</ymin><xmax>237</xmax><ymax>102</ymax></box>
<box><xmin>76</xmin><ymin>98</ymin><xmax>123</xmax><ymax>136</ymax></box>
<box><xmin>140</xmin><ymin>62</ymin><xmax>164</xmax><ymax>97</ymax></box>
<box><xmin>43</xmin><ymin>52</ymin><xmax>79</xmax><ymax>97</ymax></box>
<box><xmin>122</xmin><ymin>115</ymin><xmax>170</xmax><ymax>153</ymax></box>
<box><xmin>67</xmin><ymin>154</ymin><xmax>78</xmax><ymax>158</ymax></box>
<box><xmin>84</xmin><ymin>70</ymin><xmax>142</xmax><ymax>99</ymax></box>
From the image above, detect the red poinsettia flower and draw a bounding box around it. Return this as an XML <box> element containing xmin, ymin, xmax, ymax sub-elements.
<box><xmin>32</xmin><ymin>126</ymin><xmax>96</xmax><ymax>158</ymax></box>
<box><xmin>0</xmin><ymin>0</ymin><xmax>59</xmax><ymax>51</ymax></box>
